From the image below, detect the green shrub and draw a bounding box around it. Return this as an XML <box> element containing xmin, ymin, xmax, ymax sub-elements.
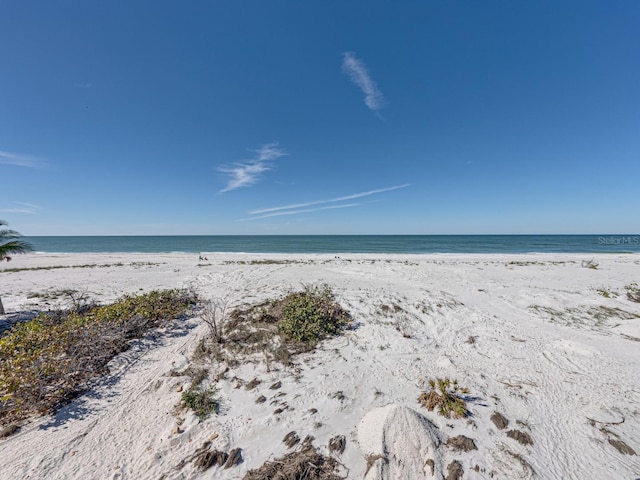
<box><xmin>181</xmin><ymin>385</ymin><xmax>218</xmax><ymax>419</ymax></box>
<box><xmin>0</xmin><ymin>289</ymin><xmax>197</xmax><ymax>425</ymax></box>
<box><xmin>277</xmin><ymin>285</ymin><xmax>349</xmax><ymax>343</ymax></box>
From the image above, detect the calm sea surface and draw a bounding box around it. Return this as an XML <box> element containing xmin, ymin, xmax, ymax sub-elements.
<box><xmin>25</xmin><ymin>235</ymin><xmax>640</xmax><ymax>254</ymax></box>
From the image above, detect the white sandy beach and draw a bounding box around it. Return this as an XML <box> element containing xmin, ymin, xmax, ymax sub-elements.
<box><xmin>1</xmin><ymin>252</ymin><xmax>639</xmax><ymax>479</ymax></box>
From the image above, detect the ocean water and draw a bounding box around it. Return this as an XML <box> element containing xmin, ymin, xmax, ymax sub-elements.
<box><xmin>25</xmin><ymin>235</ymin><xmax>640</xmax><ymax>254</ymax></box>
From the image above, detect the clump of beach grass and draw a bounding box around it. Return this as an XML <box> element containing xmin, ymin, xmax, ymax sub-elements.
<box><xmin>626</xmin><ymin>283</ymin><xmax>640</xmax><ymax>303</ymax></box>
<box><xmin>417</xmin><ymin>378</ymin><xmax>470</xmax><ymax>419</ymax></box>
<box><xmin>181</xmin><ymin>385</ymin><xmax>218</xmax><ymax>419</ymax></box>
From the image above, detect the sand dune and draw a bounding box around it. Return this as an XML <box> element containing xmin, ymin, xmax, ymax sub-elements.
<box><xmin>1</xmin><ymin>253</ymin><xmax>639</xmax><ymax>479</ymax></box>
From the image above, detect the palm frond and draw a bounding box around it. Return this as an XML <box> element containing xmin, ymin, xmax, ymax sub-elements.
<box><xmin>0</xmin><ymin>229</ymin><xmax>21</xmax><ymax>239</ymax></box>
<box><xmin>0</xmin><ymin>239</ymin><xmax>34</xmax><ymax>260</ymax></box>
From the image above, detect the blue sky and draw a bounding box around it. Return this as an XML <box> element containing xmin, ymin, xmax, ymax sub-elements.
<box><xmin>1</xmin><ymin>1</ymin><xmax>639</xmax><ymax>235</ymax></box>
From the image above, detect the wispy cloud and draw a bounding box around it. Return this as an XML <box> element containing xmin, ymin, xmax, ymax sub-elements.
<box><xmin>219</xmin><ymin>143</ymin><xmax>286</xmax><ymax>193</ymax></box>
<box><xmin>73</xmin><ymin>82</ymin><xmax>93</xmax><ymax>88</ymax></box>
<box><xmin>0</xmin><ymin>202</ymin><xmax>41</xmax><ymax>215</ymax></box>
<box><xmin>250</xmin><ymin>184</ymin><xmax>410</xmax><ymax>215</ymax></box>
<box><xmin>240</xmin><ymin>203</ymin><xmax>360</xmax><ymax>221</ymax></box>
<box><xmin>0</xmin><ymin>150</ymin><xmax>46</xmax><ymax>169</ymax></box>
<box><xmin>342</xmin><ymin>52</ymin><xmax>385</xmax><ymax>111</ymax></box>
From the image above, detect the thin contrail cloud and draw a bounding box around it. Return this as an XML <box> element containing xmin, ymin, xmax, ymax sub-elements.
<box><xmin>0</xmin><ymin>150</ymin><xmax>46</xmax><ymax>169</ymax></box>
<box><xmin>239</xmin><ymin>203</ymin><xmax>360</xmax><ymax>221</ymax></box>
<box><xmin>249</xmin><ymin>184</ymin><xmax>410</xmax><ymax>215</ymax></box>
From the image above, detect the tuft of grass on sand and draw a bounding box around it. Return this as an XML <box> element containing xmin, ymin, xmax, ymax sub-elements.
<box><xmin>626</xmin><ymin>283</ymin><xmax>640</xmax><ymax>303</ymax></box>
<box><xmin>581</xmin><ymin>259</ymin><xmax>599</xmax><ymax>270</ymax></box>
<box><xmin>181</xmin><ymin>385</ymin><xmax>218</xmax><ymax>419</ymax></box>
<box><xmin>417</xmin><ymin>378</ymin><xmax>470</xmax><ymax>419</ymax></box>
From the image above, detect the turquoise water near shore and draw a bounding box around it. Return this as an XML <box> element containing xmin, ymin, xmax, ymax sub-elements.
<box><xmin>25</xmin><ymin>235</ymin><xmax>640</xmax><ymax>254</ymax></box>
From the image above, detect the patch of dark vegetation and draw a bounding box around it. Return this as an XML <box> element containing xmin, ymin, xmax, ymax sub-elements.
<box><xmin>245</xmin><ymin>378</ymin><xmax>261</xmax><ymax>390</ymax></box>
<box><xmin>243</xmin><ymin>441</ymin><xmax>345</xmax><ymax>480</ymax></box>
<box><xmin>194</xmin><ymin>449</ymin><xmax>229</xmax><ymax>470</ymax></box>
<box><xmin>198</xmin><ymin>285</ymin><xmax>350</xmax><ymax>368</ymax></box>
<box><xmin>329</xmin><ymin>391</ymin><xmax>345</xmax><ymax>402</ymax></box>
<box><xmin>446</xmin><ymin>435</ymin><xmax>477</xmax><ymax>452</ymax></box>
<box><xmin>225</xmin><ymin>448</ymin><xmax>243</xmax><ymax>468</ymax></box>
<box><xmin>283</xmin><ymin>431</ymin><xmax>300</xmax><ymax>448</ymax></box>
<box><xmin>277</xmin><ymin>285</ymin><xmax>350</xmax><ymax>343</ymax></box>
<box><xmin>529</xmin><ymin>304</ymin><xmax>639</xmax><ymax>328</ymax></box>
<box><xmin>507</xmin><ymin>429</ymin><xmax>534</xmax><ymax>446</ymax></box>
<box><xmin>626</xmin><ymin>283</ymin><xmax>640</xmax><ymax>303</ymax></box>
<box><xmin>417</xmin><ymin>378</ymin><xmax>470</xmax><ymax>419</ymax></box>
<box><xmin>328</xmin><ymin>435</ymin><xmax>346</xmax><ymax>455</ymax></box>
<box><xmin>589</xmin><ymin>306</ymin><xmax>640</xmax><ymax>321</ymax></box>
<box><xmin>608</xmin><ymin>438</ymin><xmax>636</xmax><ymax>456</ymax></box>
<box><xmin>186</xmin><ymin>367</ymin><xmax>208</xmax><ymax>387</ymax></box>
<box><xmin>0</xmin><ymin>262</ymin><xmax>160</xmax><ymax>274</ymax></box>
<box><xmin>379</xmin><ymin>303</ymin><xmax>403</xmax><ymax>315</ymax></box>
<box><xmin>491</xmin><ymin>411</ymin><xmax>509</xmax><ymax>430</ymax></box>
<box><xmin>176</xmin><ymin>442</ymin><xmax>242</xmax><ymax>472</ymax></box>
<box><xmin>181</xmin><ymin>385</ymin><xmax>218</xmax><ymax>419</ymax></box>
<box><xmin>446</xmin><ymin>460</ymin><xmax>464</xmax><ymax>480</ymax></box>
<box><xmin>222</xmin><ymin>259</ymin><xmax>310</xmax><ymax>265</ymax></box>
<box><xmin>0</xmin><ymin>289</ymin><xmax>197</xmax><ymax>426</ymax></box>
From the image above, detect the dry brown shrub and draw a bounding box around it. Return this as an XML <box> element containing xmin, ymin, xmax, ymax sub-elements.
<box><xmin>446</xmin><ymin>435</ymin><xmax>477</xmax><ymax>452</ymax></box>
<box><xmin>243</xmin><ymin>444</ymin><xmax>346</xmax><ymax>480</ymax></box>
<box><xmin>507</xmin><ymin>429</ymin><xmax>534</xmax><ymax>446</ymax></box>
<box><xmin>328</xmin><ymin>435</ymin><xmax>346</xmax><ymax>455</ymax></box>
<box><xmin>283</xmin><ymin>431</ymin><xmax>300</xmax><ymax>448</ymax></box>
<box><xmin>194</xmin><ymin>449</ymin><xmax>228</xmax><ymax>470</ymax></box>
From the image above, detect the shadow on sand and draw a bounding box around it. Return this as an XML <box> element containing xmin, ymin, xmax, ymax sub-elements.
<box><xmin>37</xmin><ymin>318</ymin><xmax>199</xmax><ymax>430</ymax></box>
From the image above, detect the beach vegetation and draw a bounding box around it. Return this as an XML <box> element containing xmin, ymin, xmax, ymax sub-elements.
<box><xmin>243</xmin><ymin>440</ymin><xmax>345</xmax><ymax>480</ymax></box>
<box><xmin>626</xmin><ymin>283</ymin><xmax>640</xmax><ymax>303</ymax></box>
<box><xmin>278</xmin><ymin>285</ymin><xmax>350</xmax><ymax>343</ymax></box>
<box><xmin>417</xmin><ymin>377</ymin><xmax>470</xmax><ymax>419</ymax></box>
<box><xmin>200</xmin><ymin>297</ymin><xmax>231</xmax><ymax>344</ymax></box>
<box><xmin>0</xmin><ymin>220</ymin><xmax>34</xmax><ymax>314</ymax></box>
<box><xmin>597</xmin><ymin>288</ymin><xmax>618</xmax><ymax>299</ymax></box>
<box><xmin>200</xmin><ymin>285</ymin><xmax>350</xmax><ymax>368</ymax></box>
<box><xmin>222</xmin><ymin>259</ymin><xmax>310</xmax><ymax>265</ymax></box>
<box><xmin>0</xmin><ymin>262</ymin><xmax>159</xmax><ymax>274</ymax></box>
<box><xmin>0</xmin><ymin>289</ymin><xmax>197</xmax><ymax>426</ymax></box>
<box><xmin>581</xmin><ymin>259</ymin><xmax>599</xmax><ymax>269</ymax></box>
<box><xmin>181</xmin><ymin>384</ymin><xmax>218</xmax><ymax>419</ymax></box>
